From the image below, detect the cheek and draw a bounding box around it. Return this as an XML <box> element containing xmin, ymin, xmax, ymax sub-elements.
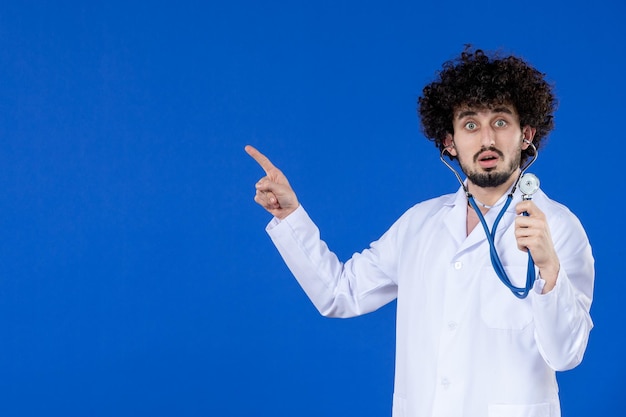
<box><xmin>452</xmin><ymin>142</ymin><xmax>474</xmax><ymax>160</ymax></box>
<box><xmin>454</xmin><ymin>151</ymin><xmax>473</xmax><ymax>169</ymax></box>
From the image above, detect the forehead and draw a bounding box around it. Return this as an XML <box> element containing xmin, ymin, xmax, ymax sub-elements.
<box><xmin>453</xmin><ymin>103</ymin><xmax>519</xmax><ymax>120</ymax></box>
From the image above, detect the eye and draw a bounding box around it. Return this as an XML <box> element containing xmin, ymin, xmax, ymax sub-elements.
<box><xmin>465</xmin><ymin>121</ymin><xmax>477</xmax><ymax>130</ymax></box>
<box><xmin>494</xmin><ymin>119</ymin><xmax>507</xmax><ymax>127</ymax></box>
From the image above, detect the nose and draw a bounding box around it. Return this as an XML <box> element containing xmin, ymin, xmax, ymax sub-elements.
<box><xmin>480</xmin><ymin>125</ymin><xmax>496</xmax><ymax>148</ymax></box>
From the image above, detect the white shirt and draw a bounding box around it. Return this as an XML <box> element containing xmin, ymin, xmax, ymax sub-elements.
<box><xmin>266</xmin><ymin>186</ymin><xmax>594</xmax><ymax>417</ymax></box>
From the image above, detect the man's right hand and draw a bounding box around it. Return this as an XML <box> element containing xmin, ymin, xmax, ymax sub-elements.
<box><xmin>245</xmin><ymin>145</ymin><xmax>300</xmax><ymax>219</ymax></box>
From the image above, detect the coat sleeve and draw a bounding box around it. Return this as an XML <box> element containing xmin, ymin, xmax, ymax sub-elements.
<box><xmin>531</xmin><ymin>208</ymin><xmax>595</xmax><ymax>371</ymax></box>
<box><xmin>266</xmin><ymin>205</ymin><xmax>399</xmax><ymax>318</ymax></box>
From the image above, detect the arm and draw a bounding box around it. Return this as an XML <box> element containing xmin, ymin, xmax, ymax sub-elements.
<box><xmin>245</xmin><ymin>145</ymin><xmax>398</xmax><ymax>317</ymax></box>
<box><xmin>267</xmin><ymin>206</ymin><xmax>398</xmax><ymax>317</ymax></box>
<box><xmin>515</xmin><ymin>201</ymin><xmax>595</xmax><ymax>370</ymax></box>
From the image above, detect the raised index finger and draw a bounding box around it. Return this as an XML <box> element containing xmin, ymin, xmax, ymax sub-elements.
<box><xmin>244</xmin><ymin>145</ymin><xmax>277</xmax><ymax>174</ymax></box>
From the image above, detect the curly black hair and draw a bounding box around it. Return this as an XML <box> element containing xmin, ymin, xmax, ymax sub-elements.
<box><xmin>418</xmin><ymin>46</ymin><xmax>557</xmax><ymax>164</ymax></box>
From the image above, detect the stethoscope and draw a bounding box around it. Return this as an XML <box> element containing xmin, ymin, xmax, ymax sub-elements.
<box><xmin>440</xmin><ymin>139</ymin><xmax>540</xmax><ymax>299</ymax></box>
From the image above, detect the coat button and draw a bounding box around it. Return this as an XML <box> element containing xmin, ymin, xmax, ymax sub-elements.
<box><xmin>454</xmin><ymin>261</ymin><xmax>462</xmax><ymax>270</ymax></box>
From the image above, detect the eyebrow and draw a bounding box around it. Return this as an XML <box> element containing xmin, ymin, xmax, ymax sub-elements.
<box><xmin>455</xmin><ymin>107</ymin><xmax>514</xmax><ymax>119</ymax></box>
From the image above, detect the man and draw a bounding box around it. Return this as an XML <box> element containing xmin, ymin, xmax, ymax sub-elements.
<box><xmin>245</xmin><ymin>47</ymin><xmax>594</xmax><ymax>417</ymax></box>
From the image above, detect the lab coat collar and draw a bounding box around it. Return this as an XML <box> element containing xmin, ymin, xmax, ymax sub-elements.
<box><xmin>444</xmin><ymin>182</ymin><xmax>523</xmax><ymax>257</ymax></box>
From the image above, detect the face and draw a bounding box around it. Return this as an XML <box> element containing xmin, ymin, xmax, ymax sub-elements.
<box><xmin>444</xmin><ymin>104</ymin><xmax>535</xmax><ymax>188</ymax></box>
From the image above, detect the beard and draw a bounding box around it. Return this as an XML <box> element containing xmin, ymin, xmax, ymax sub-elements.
<box><xmin>459</xmin><ymin>146</ymin><xmax>521</xmax><ymax>188</ymax></box>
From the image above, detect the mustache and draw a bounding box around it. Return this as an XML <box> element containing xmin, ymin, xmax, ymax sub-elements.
<box><xmin>473</xmin><ymin>146</ymin><xmax>504</xmax><ymax>163</ymax></box>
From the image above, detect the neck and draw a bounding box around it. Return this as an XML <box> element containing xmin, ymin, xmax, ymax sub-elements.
<box><xmin>466</xmin><ymin>169</ymin><xmax>520</xmax><ymax>207</ymax></box>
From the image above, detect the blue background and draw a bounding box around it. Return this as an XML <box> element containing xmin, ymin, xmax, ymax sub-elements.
<box><xmin>0</xmin><ymin>1</ymin><xmax>624</xmax><ymax>416</ymax></box>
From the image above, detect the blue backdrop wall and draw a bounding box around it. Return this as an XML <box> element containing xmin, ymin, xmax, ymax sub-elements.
<box><xmin>0</xmin><ymin>1</ymin><xmax>623</xmax><ymax>416</ymax></box>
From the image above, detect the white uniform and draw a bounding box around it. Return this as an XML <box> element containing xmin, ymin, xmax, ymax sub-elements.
<box><xmin>266</xmin><ymin>186</ymin><xmax>594</xmax><ymax>417</ymax></box>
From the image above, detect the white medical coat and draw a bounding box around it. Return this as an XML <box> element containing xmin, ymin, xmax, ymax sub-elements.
<box><xmin>266</xmin><ymin>186</ymin><xmax>594</xmax><ymax>417</ymax></box>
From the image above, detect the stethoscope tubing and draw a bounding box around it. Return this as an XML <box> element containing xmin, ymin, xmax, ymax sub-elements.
<box><xmin>440</xmin><ymin>142</ymin><xmax>539</xmax><ymax>299</ymax></box>
<box><xmin>468</xmin><ymin>195</ymin><xmax>536</xmax><ymax>298</ymax></box>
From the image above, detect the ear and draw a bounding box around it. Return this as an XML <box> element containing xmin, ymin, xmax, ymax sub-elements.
<box><xmin>521</xmin><ymin>126</ymin><xmax>537</xmax><ymax>150</ymax></box>
<box><xmin>443</xmin><ymin>134</ymin><xmax>457</xmax><ymax>156</ymax></box>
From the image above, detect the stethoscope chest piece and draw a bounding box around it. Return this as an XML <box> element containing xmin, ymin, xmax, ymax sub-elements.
<box><xmin>519</xmin><ymin>173</ymin><xmax>540</xmax><ymax>199</ymax></box>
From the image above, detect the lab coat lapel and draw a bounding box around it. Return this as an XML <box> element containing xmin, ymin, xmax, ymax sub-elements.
<box><xmin>443</xmin><ymin>187</ymin><xmax>471</xmax><ymax>248</ymax></box>
<box><xmin>452</xmin><ymin>191</ymin><xmax>519</xmax><ymax>258</ymax></box>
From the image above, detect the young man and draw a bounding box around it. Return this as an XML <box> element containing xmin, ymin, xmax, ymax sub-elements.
<box><xmin>245</xmin><ymin>48</ymin><xmax>594</xmax><ymax>417</ymax></box>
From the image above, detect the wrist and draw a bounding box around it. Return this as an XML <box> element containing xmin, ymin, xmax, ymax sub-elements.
<box><xmin>538</xmin><ymin>262</ymin><xmax>559</xmax><ymax>293</ymax></box>
<box><xmin>275</xmin><ymin>203</ymin><xmax>300</xmax><ymax>220</ymax></box>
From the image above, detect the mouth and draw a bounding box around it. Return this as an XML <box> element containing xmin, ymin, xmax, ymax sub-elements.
<box><xmin>476</xmin><ymin>151</ymin><xmax>500</xmax><ymax>169</ymax></box>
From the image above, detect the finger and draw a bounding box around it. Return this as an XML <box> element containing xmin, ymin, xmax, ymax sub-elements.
<box><xmin>515</xmin><ymin>201</ymin><xmax>532</xmax><ymax>215</ymax></box>
<box><xmin>256</xmin><ymin>179</ymin><xmax>274</xmax><ymax>196</ymax></box>
<box><xmin>256</xmin><ymin>178</ymin><xmax>290</xmax><ymax>199</ymax></box>
<box><xmin>245</xmin><ymin>145</ymin><xmax>278</xmax><ymax>175</ymax></box>
<box><xmin>516</xmin><ymin>200</ymin><xmax>544</xmax><ymax>217</ymax></box>
<box><xmin>515</xmin><ymin>215</ymin><xmax>533</xmax><ymax>229</ymax></box>
<box><xmin>514</xmin><ymin>225</ymin><xmax>533</xmax><ymax>240</ymax></box>
<box><xmin>265</xmin><ymin>191</ymin><xmax>278</xmax><ymax>205</ymax></box>
<box><xmin>254</xmin><ymin>190</ymin><xmax>279</xmax><ymax>208</ymax></box>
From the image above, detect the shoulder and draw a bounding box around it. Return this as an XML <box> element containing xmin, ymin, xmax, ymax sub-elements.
<box><xmin>405</xmin><ymin>192</ymin><xmax>456</xmax><ymax>216</ymax></box>
<box><xmin>391</xmin><ymin>192</ymin><xmax>457</xmax><ymax>230</ymax></box>
<box><xmin>534</xmin><ymin>189</ymin><xmax>590</xmax><ymax>244</ymax></box>
<box><xmin>534</xmin><ymin>190</ymin><xmax>579</xmax><ymax>221</ymax></box>
<box><xmin>372</xmin><ymin>192</ymin><xmax>456</xmax><ymax>245</ymax></box>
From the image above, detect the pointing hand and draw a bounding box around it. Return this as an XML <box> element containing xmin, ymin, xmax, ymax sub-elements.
<box><xmin>245</xmin><ymin>145</ymin><xmax>300</xmax><ymax>219</ymax></box>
